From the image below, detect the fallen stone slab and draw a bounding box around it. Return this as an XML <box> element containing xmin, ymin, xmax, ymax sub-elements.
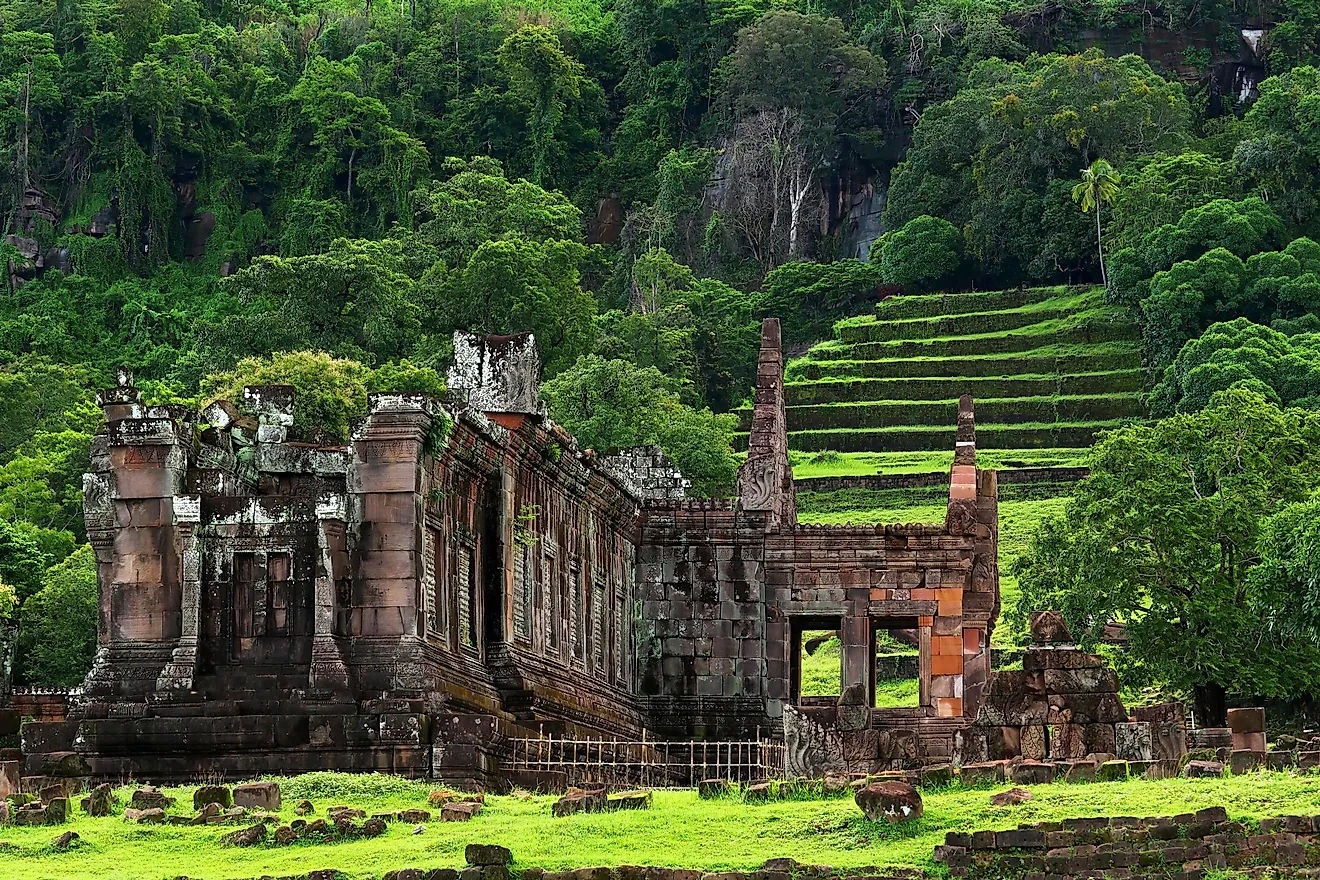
<box><xmin>1008</xmin><ymin>761</ymin><xmax>1053</xmax><ymax>786</ymax></box>
<box><xmin>51</xmin><ymin>830</ymin><xmax>79</xmax><ymax>850</ymax></box>
<box><xmin>400</xmin><ymin>808</ymin><xmax>431</xmax><ymax>823</ymax></box>
<box><xmin>553</xmin><ymin>788</ymin><xmax>606</xmax><ymax>817</ymax></box>
<box><xmin>607</xmin><ymin>791</ymin><xmax>652</xmax><ymax>811</ymax></box>
<box><xmin>855</xmin><ymin>782</ymin><xmax>922</xmax><ymax>823</ymax></box>
<box><xmin>124</xmin><ymin>808</ymin><xmax>166</xmax><ymax>824</ymax></box>
<box><xmin>130</xmin><ymin>787</ymin><xmax>174</xmax><ymax>811</ymax></box>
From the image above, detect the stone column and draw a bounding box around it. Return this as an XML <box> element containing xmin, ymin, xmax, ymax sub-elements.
<box><xmin>155</xmin><ymin>500</ymin><xmax>203</xmax><ymax>692</ymax></box>
<box><xmin>310</xmin><ymin>492</ymin><xmax>351</xmax><ymax>695</ymax></box>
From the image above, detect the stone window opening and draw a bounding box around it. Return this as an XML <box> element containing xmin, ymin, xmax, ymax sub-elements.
<box><xmin>870</xmin><ymin>617</ymin><xmax>921</xmax><ymax>709</ymax></box>
<box><xmin>789</xmin><ymin>615</ymin><xmax>844</xmax><ymax>706</ymax></box>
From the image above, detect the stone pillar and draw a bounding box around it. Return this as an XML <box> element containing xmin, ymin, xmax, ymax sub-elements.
<box><xmin>351</xmin><ymin>394</ymin><xmax>435</xmax><ymax>642</ymax></box>
<box><xmin>310</xmin><ymin>492</ymin><xmax>351</xmax><ymax>695</ymax></box>
<box><xmin>81</xmin><ymin>369</ymin><xmax>191</xmax><ymax>700</ymax></box>
<box><xmin>155</xmin><ymin>504</ymin><xmax>203</xmax><ymax>692</ymax></box>
<box><xmin>737</xmin><ymin>318</ymin><xmax>796</xmax><ymax>531</ymax></box>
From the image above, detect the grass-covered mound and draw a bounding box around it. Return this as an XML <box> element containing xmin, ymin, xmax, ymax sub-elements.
<box><xmin>3</xmin><ymin>772</ymin><xmax>1319</xmax><ymax>880</ymax></box>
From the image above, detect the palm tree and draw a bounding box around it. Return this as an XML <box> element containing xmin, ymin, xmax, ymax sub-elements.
<box><xmin>1072</xmin><ymin>159</ymin><xmax>1121</xmax><ymax>291</ymax></box>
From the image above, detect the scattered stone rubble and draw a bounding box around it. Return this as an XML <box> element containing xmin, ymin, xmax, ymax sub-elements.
<box><xmin>936</xmin><ymin>806</ymin><xmax>1320</xmax><ymax>879</ymax></box>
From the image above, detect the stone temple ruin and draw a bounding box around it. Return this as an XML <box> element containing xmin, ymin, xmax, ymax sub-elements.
<box><xmin>19</xmin><ymin>317</ymin><xmax>1181</xmax><ymax>789</ymax></box>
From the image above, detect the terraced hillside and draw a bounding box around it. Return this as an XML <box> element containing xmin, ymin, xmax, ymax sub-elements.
<box><xmin>744</xmin><ymin>285</ymin><xmax>1147</xmax><ymax>647</ymax></box>
<box><xmin>776</xmin><ymin>286</ymin><xmax>1145</xmax><ymax>458</ymax></box>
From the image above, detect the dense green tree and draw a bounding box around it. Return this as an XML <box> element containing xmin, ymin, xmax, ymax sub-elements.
<box><xmin>1151</xmin><ymin>319</ymin><xmax>1320</xmax><ymax>415</ymax></box>
<box><xmin>1234</xmin><ymin>66</ymin><xmax>1320</xmax><ymax>232</ymax></box>
<box><xmin>1107</xmin><ymin>153</ymin><xmax>1238</xmax><ymax>252</ymax></box>
<box><xmin>201</xmin><ymin>350</ymin><xmax>445</xmax><ymax>442</ymax></box>
<box><xmin>1015</xmin><ymin>388</ymin><xmax>1320</xmax><ymax>724</ymax></box>
<box><xmin>886</xmin><ymin>50</ymin><xmax>1192</xmax><ymax>284</ymax></box>
<box><xmin>541</xmin><ymin>355</ymin><xmax>739</xmax><ymax>497</ymax></box>
<box><xmin>718</xmin><ymin>11</ymin><xmax>886</xmax><ymax>265</ymax></box>
<box><xmin>497</xmin><ymin>26</ymin><xmax>599</xmax><ymax>188</ymax></box>
<box><xmin>877</xmin><ymin>215</ymin><xmax>961</xmax><ymax>292</ymax></box>
<box><xmin>0</xmin><ymin>32</ymin><xmax>63</xmax><ymax>216</ymax></box>
<box><xmin>758</xmin><ymin>259</ymin><xmax>884</xmax><ymax>346</ymax></box>
<box><xmin>14</xmin><ymin>543</ymin><xmax>97</xmax><ymax>686</ymax></box>
<box><xmin>1140</xmin><ymin>236</ymin><xmax>1320</xmax><ymax>368</ymax></box>
<box><xmin>1252</xmin><ymin>488</ymin><xmax>1320</xmax><ymax>636</ymax></box>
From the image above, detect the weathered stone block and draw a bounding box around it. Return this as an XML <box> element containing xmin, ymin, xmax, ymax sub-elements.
<box><xmin>1229</xmin><ymin>750</ymin><xmax>1265</xmax><ymax>774</ymax></box>
<box><xmin>958</xmin><ymin>762</ymin><xmax>1005</xmax><ymax>785</ymax></box>
<box><xmin>1115</xmin><ymin>722</ymin><xmax>1153</xmax><ymax>761</ymax></box>
<box><xmin>233</xmin><ymin>782</ymin><xmax>280</xmax><ymax>811</ymax></box>
<box><xmin>193</xmin><ymin>785</ymin><xmax>231</xmax><ymax>810</ymax></box>
<box><xmin>1044</xmin><ymin>667</ymin><xmax>1118</xmax><ymax>694</ymax></box>
<box><xmin>1183</xmin><ymin>760</ymin><xmax>1225</xmax><ymax>778</ymax></box>
<box><xmin>1096</xmin><ymin>760</ymin><xmax>1129</xmax><ymax>782</ymax></box>
<box><xmin>1008</xmin><ymin>761</ymin><xmax>1052</xmax><ymax>786</ymax></box>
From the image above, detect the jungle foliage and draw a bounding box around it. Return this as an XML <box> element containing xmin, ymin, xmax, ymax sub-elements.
<box><xmin>1</xmin><ymin>0</ymin><xmax>1320</xmax><ymax>689</ymax></box>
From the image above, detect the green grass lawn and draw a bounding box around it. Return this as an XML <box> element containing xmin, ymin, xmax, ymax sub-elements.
<box><xmin>789</xmin><ymin>448</ymin><xmax>1092</xmax><ymax>478</ymax></box>
<box><xmin>4</xmin><ymin>773</ymin><xmax>1320</xmax><ymax>880</ymax></box>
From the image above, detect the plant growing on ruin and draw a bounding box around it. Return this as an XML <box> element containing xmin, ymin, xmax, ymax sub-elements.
<box><xmin>513</xmin><ymin>504</ymin><xmax>541</xmax><ymax>548</ymax></box>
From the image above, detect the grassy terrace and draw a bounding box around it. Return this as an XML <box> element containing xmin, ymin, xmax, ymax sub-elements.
<box><xmin>738</xmin><ymin>285</ymin><xmax>1144</xmax><ymax>458</ymax></box>
<box><xmin>5</xmin><ymin>773</ymin><xmax>1320</xmax><ymax>880</ymax></box>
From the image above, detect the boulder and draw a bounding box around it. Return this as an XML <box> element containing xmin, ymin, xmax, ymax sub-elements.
<box><xmin>193</xmin><ymin>785</ymin><xmax>232</xmax><ymax>811</ymax></box>
<box><xmin>51</xmin><ymin>830</ymin><xmax>79</xmax><ymax>850</ymax></box>
<box><xmin>1029</xmin><ymin>611</ymin><xmax>1072</xmax><ymax>644</ymax></box>
<box><xmin>467</xmin><ymin>844</ymin><xmax>513</xmax><ymax>866</ymax></box>
<box><xmin>989</xmin><ymin>787</ymin><xmax>1032</xmax><ymax>806</ymax></box>
<box><xmin>233</xmin><ymin>781</ymin><xmax>281</xmax><ymax>811</ymax></box>
<box><xmin>362</xmin><ymin>817</ymin><xmax>387</xmax><ymax>838</ymax></box>
<box><xmin>400</xmin><ymin>809</ymin><xmax>431</xmax><ymax>823</ymax></box>
<box><xmin>274</xmin><ymin>825</ymin><xmax>297</xmax><ymax>846</ymax></box>
<box><xmin>743</xmin><ymin>782</ymin><xmax>772</xmax><ymax>803</ymax></box>
<box><xmin>295</xmin><ymin>799</ymin><xmax>315</xmax><ymax>816</ymax></box>
<box><xmin>330</xmin><ymin>807</ymin><xmax>366</xmax><ymax>821</ymax></box>
<box><xmin>854</xmin><ymin>782</ymin><xmax>923</xmax><ymax>823</ymax></box>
